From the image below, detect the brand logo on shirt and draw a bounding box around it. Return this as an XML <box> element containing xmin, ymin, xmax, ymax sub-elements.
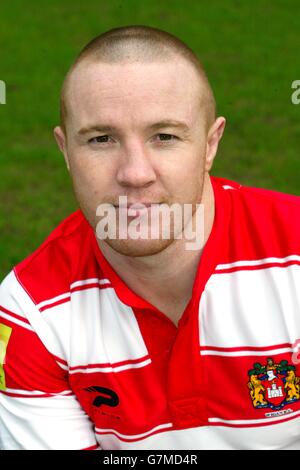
<box><xmin>83</xmin><ymin>385</ymin><xmax>119</xmax><ymax>408</ymax></box>
<box><xmin>248</xmin><ymin>357</ymin><xmax>300</xmax><ymax>411</ymax></box>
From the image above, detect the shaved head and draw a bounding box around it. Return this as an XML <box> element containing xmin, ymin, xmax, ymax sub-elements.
<box><xmin>60</xmin><ymin>25</ymin><xmax>216</xmax><ymax>134</ymax></box>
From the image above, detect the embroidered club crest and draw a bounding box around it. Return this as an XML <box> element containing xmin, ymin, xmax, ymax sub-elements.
<box><xmin>248</xmin><ymin>357</ymin><xmax>300</xmax><ymax>410</ymax></box>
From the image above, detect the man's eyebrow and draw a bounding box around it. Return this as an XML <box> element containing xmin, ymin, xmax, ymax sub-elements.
<box><xmin>77</xmin><ymin>125</ymin><xmax>116</xmax><ymax>135</ymax></box>
<box><xmin>77</xmin><ymin>120</ymin><xmax>190</xmax><ymax>136</ymax></box>
<box><xmin>148</xmin><ymin>120</ymin><xmax>190</xmax><ymax>133</ymax></box>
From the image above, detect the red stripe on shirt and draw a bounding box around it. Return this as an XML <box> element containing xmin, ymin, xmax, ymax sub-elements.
<box><xmin>215</xmin><ymin>260</ymin><xmax>300</xmax><ymax>274</ymax></box>
<box><xmin>69</xmin><ymin>354</ymin><xmax>150</xmax><ymax>372</ymax></box>
<box><xmin>200</xmin><ymin>342</ymin><xmax>295</xmax><ymax>353</ymax></box>
<box><xmin>0</xmin><ymin>305</ymin><xmax>31</xmax><ymax>325</ymax></box>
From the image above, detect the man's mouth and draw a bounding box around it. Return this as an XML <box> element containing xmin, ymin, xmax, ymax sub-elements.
<box><xmin>114</xmin><ymin>202</ymin><xmax>161</xmax><ymax>218</ymax></box>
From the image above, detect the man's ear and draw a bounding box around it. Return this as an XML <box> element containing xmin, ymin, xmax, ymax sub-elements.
<box><xmin>205</xmin><ymin>117</ymin><xmax>226</xmax><ymax>172</ymax></box>
<box><xmin>53</xmin><ymin>126</ymin><xmax>70</xmax><ymax>171</ymax></box>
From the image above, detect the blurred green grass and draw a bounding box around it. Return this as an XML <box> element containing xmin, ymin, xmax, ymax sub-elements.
<box><xmin>0</xmin><ymin>0</ymin><xmax>299</xmax><ymax>279</ymax></box>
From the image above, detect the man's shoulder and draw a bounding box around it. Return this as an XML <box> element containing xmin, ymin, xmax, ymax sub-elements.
<box><xmin>2</xmin><ymin>209</ymin><xmax>97</xmax><ymax>305</ymax></box>
<box><xmin>15</xmin><ymin>209</ymin><xmax>90</xmax><ymax>272</ymax></box>
<box><xmin>212</xmin><ymin>175</ymin><xmax>300</xmax><ymax>216</ymax></box>
<box><xmin>212</xmin><ymin>176</ymin><xmax>300</xmax><ymax>255</ymax></box>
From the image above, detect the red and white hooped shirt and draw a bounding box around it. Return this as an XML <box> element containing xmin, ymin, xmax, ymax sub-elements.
<box><xmin>1</xmin><ymin>176</ymin><xmax>300</xmax><ymax>450</ymax></box>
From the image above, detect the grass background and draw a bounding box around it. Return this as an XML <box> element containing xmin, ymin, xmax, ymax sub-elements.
<box><xmin>0</xmin><ymin>0</ymin><xmax>299</xmax><ymax>279</ymax></box>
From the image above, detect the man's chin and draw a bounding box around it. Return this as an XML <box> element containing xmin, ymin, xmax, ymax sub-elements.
<box><xmin>101</xmin><ymin>237</ymin><xmax>174</xmax><ymax>257</ymax></box>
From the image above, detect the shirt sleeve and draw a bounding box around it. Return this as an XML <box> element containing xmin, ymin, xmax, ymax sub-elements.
<box><xmin>0</xmin><ymin>271</ymin><xmax>99</xmax><ymax>450</ymax></box>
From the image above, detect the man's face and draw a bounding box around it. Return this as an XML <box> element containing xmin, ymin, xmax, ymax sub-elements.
<box><xmin>56</xmin><ymin>58</ymin><xmax>214</xmax><ymax>257</ymax></box>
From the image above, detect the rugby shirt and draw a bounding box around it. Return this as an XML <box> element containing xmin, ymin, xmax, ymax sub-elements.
<box><xmin>0</xmin><ymin>175</ymin><xmax>300</xmax><ymax>450</ymax></box>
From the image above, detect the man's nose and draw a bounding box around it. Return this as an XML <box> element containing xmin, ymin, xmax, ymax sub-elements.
<box><xmin>116</xmin><ymin>140</ymin><xmax>157</xmax><ymax>188</ymax></box>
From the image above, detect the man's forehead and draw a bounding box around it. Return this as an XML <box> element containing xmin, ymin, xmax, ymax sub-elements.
<box><xmin>76</xmin><ymin>118</ymin><xmax>192</xmax><ymax>137</ymax></box>
<box><xmin>67</xmin><ymin>60</ymin><xmax>201</xmax><ymax>127</ymax></box>
<box><xmin>68</xmin><ymin>59</ymin><xmax>201</xmax><ymax>101</ymax></box>
<box><xmin>70</xmin><ymin>97</ymin><xmax>197</xmax><ymax>134</ymax></box>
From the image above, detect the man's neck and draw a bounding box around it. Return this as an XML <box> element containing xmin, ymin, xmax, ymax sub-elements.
<box><xmin>98</xmin><ymin>174</ymin><xmax>215</xmax><ymax>326</ymax></box>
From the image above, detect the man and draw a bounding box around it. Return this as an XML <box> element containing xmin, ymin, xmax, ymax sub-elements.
<box><xmin>0</xmin><ymin>25</ymin><xmax>300</xmax><ymax>450</ymax></box>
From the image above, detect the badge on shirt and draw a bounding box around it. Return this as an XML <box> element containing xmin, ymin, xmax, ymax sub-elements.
<box><xmin>0</xmin><ymin>323</ymin><xmax>12</xmax><ymax>391</ymax></box>
<box><xmin>248</xmin><ymin>357</ymin><xmax>300</xmax><ymax>411</ymax></box>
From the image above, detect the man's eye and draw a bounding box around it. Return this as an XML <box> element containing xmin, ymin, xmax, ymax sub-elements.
<box><xmin>88</xmin><ymin>135</ymin><xmax>110</xmax><ymax>144</ymax></box>
<box><xmin>156</xmin><ymin>133</ymin><xmax>178</xmax><ymax>142</ymax></box>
